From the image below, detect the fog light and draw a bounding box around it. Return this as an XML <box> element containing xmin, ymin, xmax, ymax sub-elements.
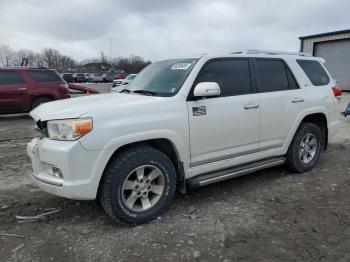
<box><xmin>52</xmin><ymin>166</ymin><xmax>63</xmax><ymax>179</ymax></box>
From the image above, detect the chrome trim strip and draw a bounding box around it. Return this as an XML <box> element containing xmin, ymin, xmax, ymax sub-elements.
<box><xmin>190</xmin><ymin>145</ymin><xmax>282</xmax><ymax>168</ymax></box>
<box><xmin>198</xmin><ymin>159</ymin><xmax>285</xmax><ymax>186</ymax></box>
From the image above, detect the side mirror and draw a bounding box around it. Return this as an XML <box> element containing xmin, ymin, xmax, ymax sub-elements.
<box><xmin>193</xmin><ymin>82</ymin><xmax>221</xmax><ymax>97</ymax></box>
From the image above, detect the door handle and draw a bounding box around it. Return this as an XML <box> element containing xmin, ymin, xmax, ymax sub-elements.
<box><xmin>244</xmin><ymin>103</ymin><xmax>260</xmax><ymax>110</ymax></box>
<box><xmin>291</xmin><ymin>97</ymin><xmax>305</xmax><ymax>103</ymax></box>
<box><xmin>17</xmin><ymin>87</ymin><xmax>27</xmax><ymax>91</ymax></box>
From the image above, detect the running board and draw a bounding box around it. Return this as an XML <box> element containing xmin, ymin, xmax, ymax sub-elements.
<box><xmin>187</xmin><ymin>157</ymin><xmax>286</xmax><ymax>189</ymax></box>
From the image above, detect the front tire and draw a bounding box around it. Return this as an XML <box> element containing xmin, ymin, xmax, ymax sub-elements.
<box><xmin>99</xmin><ymin>146</ymin><xmax>177</xmax><ymax>225</ymax></box>
<box><xmin>31</xmin><ymin>97</ymin><xmax>53</xmax><ymax>110</ymax></box>
<box><xmin>286</xmin><ymin>122</ymin><xmax>323</xmax><ymax>173</ymax></box>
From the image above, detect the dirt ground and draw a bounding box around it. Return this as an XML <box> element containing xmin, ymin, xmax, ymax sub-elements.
<box><xmin>1</xmin><ymin>88</ymin><xmax>350</xmax><ymax>262</ymax></box>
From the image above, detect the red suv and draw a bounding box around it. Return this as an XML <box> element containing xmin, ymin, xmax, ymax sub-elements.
<box><xmin>0</xmin><ymin>67</ymin><xmax>70</xmax><ymax>115</ymax></box>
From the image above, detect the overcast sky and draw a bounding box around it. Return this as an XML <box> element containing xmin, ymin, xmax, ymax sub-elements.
<box><xmin>0</xmin><ymin>0</ymin><xmax>349</xmax><ymax>61</ymax></box>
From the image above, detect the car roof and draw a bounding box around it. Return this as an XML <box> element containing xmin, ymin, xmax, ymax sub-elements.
<box><xmin>171</xmin><ymin>50</ymin><xmax>323</xmax><ymax>62</ymax></box>
<box><xmin>0</xmin><ymin>66</ymin><xmax>52</xmax><ymax>71</ymax></box>
<box><xmin>204</xmin><ymin>50</ymin><xmax>324</xmax><ymax>62</ymax></box>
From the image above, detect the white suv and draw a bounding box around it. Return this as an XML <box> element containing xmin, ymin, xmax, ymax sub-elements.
<box><xmin>27</xmin><ymin>50</ymin><xmax>341</xmax><ymax>224</ymax></box>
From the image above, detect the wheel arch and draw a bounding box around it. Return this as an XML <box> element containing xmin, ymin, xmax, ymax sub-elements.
<box><xmin>289</xmin><ymin>112</ymin><xmax>328</xmax><ymax>151</ymax></box>
<box><xmin>284</xmin><ymin>110</ymin><xmax>329</xmax><ymax>154</ymax></box>
<box><xmin>97</xmin><ymin>138</ymin><xmax>185</xmax><ymax>198</ymax></box>
<box><xmin>301</xmin><ymin>113</ymin><xmax>328</xmax><ymax>150</ymax></box>
<box><xmin>31</xmin><ymin>95</ymin><xmax>55</xmax><ymax>106</ymax></box>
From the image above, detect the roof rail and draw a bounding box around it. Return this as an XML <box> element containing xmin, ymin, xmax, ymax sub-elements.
<box><xmin>245</xmin><ymin>49</ymin><xmax>312</xmax><ymax>57</ymax></box>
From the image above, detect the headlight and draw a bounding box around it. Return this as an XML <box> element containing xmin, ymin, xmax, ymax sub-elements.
<box><xmin>47</xmin><ymin>118</ymin><xmax>93</xmax><ymax>141</ymax></box>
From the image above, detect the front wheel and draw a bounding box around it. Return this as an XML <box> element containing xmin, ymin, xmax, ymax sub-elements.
<box><xmin>99</xmin><ymin>146</ymin><xmax>177</xmax><ymax>225</ymax></box>
<box><xmin>286</xmin><ymin>122</ymin><xmax>323</xmax><ymax>173</ymax></box>
<box><xmin>31</xmin><ymin>97</ymin><xmax>53</xmax><ymax>110</ymax></box>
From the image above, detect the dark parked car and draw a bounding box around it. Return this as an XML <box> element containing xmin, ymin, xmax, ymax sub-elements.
<box><xmin>104</xmin><ymin>72</ymin><xmax>116</xmax><ymax>82</ymax></box>
<box><xmin>62</xmin><ymin>73</ymin><xmax>74</xmax><ymax>83</ymax></box>
<box><xmin>0</xmin><ymin>67</ymin><xmax>70</xmax><ymax>115</ymax></box>
<box><xmin>73</xmin><ymin>73</ymin><xmax>87</xmax><ymax>83</ymax></box>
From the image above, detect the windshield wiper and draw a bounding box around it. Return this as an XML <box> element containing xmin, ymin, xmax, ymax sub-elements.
<box><xmin>119</xmin><ymin>88</ymin><xmax>132</xmax><ymax>93</ymax></box>
<box><xmin>132</xmin><ymin>90</ymin><xmax>158</xmax><ymax>96</ymax></box>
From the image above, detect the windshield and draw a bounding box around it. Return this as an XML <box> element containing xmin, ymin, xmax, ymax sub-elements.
<box><xmin>127</xmin><ymin>58</ymin><xmax>198</xmax><ymax>96</ymax></box>
<box><xmin>126</xmin><ymin>74</ymin><xmax>136</xmax><ymax>80</ymax></box>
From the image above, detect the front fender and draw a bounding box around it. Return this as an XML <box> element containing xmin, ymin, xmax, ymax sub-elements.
<box><xmin>81</xmin><ymin>131</ymin><xmax>189</xmax><ymax>199</ymax></box>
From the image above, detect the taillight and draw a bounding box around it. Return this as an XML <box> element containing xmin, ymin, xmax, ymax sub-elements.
<box><xmin>332</xmin><ymin>86</ymin><xmax>342</xmax><ymax>97</ymax></box>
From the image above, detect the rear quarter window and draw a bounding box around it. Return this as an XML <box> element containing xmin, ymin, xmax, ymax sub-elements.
<box><xmin>297</xmin><ymin>60</ymin><xmax>330</xmax><ymax>86</ymax></box>
<box><xmin>0</xmin><ymin>71</ymin><xmax>26</xmax><ymax>85</ymax></box>
<box><xmin>28</xmin><ymin>70</ymin><xmax>63</xmax><ymax>83</ymax></box>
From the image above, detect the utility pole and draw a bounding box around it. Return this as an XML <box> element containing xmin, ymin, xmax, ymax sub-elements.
<box><xmin>109</xmin><ymin>37</ymin><xmax>112</xmax><ymax>61</ymax></box>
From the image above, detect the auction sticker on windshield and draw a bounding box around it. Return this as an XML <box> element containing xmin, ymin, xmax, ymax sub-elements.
<box><xmin>171</xmin><ymin>63</ymin><xmax>192</xmax><ymax>70</ymax></box>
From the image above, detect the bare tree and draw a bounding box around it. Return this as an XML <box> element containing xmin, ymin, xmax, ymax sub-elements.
<box><xmin>41</xmin><ymin>48</ymin><xmax>76</xmax><ymax>72</ymax></box>
<box><xmin>111</xmin><ymin>55</ymin><xmax>151</xmax><ymax>73</ymax></box>
<box><xmin>0</xmin><ymin>44</ymin><xmax>14</xmax><ymax>66</ymax></box>
<box><xmin>12</xmin><ymin>49</ymin><xmax>36</xmax><ymax>66</ymax></box>
<box><xmin>42</xmin><ymin>48</ymin><xmax>61</xmax><ymax>69</ymax></box>
<box><xmin>33</xmin><ymin>53</ymin><xmax>45</xmax><ymax>67</ymax></box>
<box><xmin>0</xmin><ymin>44</ymin><xmax>150</xmax><ymax>74</ymax></box>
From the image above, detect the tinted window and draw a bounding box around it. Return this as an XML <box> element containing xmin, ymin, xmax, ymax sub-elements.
<box><xmin>297</xmin><ymin>60</ymin><xmax>330</xmax><ymax>86</ymax></box>
<box><xmin>0</xmin><ymin>71</ymin><xmax>26</xmax><ymax>85</ymax></box>
<box><xmin>255</xmin><ymin>59</ymin><xmax>290</xmax><ymax>92</ymax></box>
<box><xmin>286</xmin><ymin>66</ymin><xmax>299</xmax><ymax>90</ymax></box>
<box><xmin>28</xmin><ymin>70</ymin><xmax>62</xmax><ymax>83</ymax></box>
<box><xmin>195</xmin><ymin>59</ymin><xmax>252</xmax><ymax>96</ymax></box>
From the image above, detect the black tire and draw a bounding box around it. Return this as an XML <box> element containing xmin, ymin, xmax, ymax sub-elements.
<box><xmin>99</xmin><ymin>146</ymin><xmax>177</xmax><ymax>225</ymax></box>
<box><xmin>31</xmin><ymin>97</ymin><xmax>53</xmax><ymax>110</ymax></box>
<box><xmin>286</xmin><ymin>122</ymin><xmax>323</xmax><ymax>173</ymax></box>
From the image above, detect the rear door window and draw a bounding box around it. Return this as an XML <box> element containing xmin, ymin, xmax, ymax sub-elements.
<box><xmin>0</xmin><ymin>71</ymin><xmax>26</xmax><ymax>85</ymax></box>
<box><xmin>195</xmin><ymin>59</ymin><xmax>252</xmax><ymax>97</ymax></box>
<box><xmin>255</xmin><ymin>59</ymin><xmax>291</xmax><ymax>92</ymax></box>
<box><xmin>28</xmin><ymin>70</ymin><xmax>62</xmax><ymax>83</ymax></box>
<box><xmin>297</xmin><ymin>60</ymin><xmax>330</xmax><ymax>86</ymax></box>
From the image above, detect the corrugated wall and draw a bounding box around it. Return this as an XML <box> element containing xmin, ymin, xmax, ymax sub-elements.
<box><xmin>302</xmin><ymin>33</ymin><xmax>350</xmax><ymax>54</ymax></box>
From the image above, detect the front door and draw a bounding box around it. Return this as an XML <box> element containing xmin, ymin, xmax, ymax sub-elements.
<box><xmin>187</xmin><ymin>59</ymin><xmax>260</xmax><ymax>166</ymax></box>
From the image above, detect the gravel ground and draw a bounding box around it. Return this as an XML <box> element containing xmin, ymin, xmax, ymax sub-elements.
<box><xmin>0</xmin><ymin>88</ymin><xmax>349</xmax><ymax>262</ymax></box>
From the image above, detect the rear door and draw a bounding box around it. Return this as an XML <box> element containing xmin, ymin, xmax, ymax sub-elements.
<box><xmin>26</xmin><ymin>70</ymin><xmax>63</xmax><ymax>98</ymax></box>
<box><xmin>254</xmin><ymin>59</ymin><xmax>307</xmax><ymax>150</ymax></box>
<box><xmin>0</xmin><ymin>70</ymin><xmax>29</xmax><ymax>114</ymax></box>
<box><xmin>187</xmin><ymin>58</ymin><xmax>260</xmax><ymax>166</ymax></box>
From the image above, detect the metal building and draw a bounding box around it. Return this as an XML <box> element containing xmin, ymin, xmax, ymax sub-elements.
<box><xmin>299</xmin><ymin>29</ymin><xmax>350</xmax><ymax>91</ymax></box>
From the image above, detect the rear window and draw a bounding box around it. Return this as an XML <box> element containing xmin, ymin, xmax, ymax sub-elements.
<box><xmin>28</xmin><ymin>70</ymin><xmax>62</xmax><ymax>83</ymax></box>
<box><xmin>255</xmin><ymin>59</ymin><xmax>299</xmax><ymax>92</ymax></box>
<box><xmin>0</xmin><ymin>71</ymin><xmax>26</xmax><ymax>85</ymax></box>
<box><xmin>255</xmin><ymin>59</ymin><xmax>289</xmax><ymax>92</ymax></box>
<box><xmin>297</xmin><ymin>60</ymin><xmax>330</xmax><ymax>86</ymax></box>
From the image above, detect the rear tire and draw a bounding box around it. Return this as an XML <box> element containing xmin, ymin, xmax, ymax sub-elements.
<box><xmin>31</xmin><ymin>97</ymin><xmax>53</xmax><ymax>110</ymax></box>
<box><xmin>99</xmin><ymin>146</ymin><xmax>177</xmax><ymax>225</ymax></box>
<box><xmin>286</xmin><ymin>122</ymin><xmax>323</xmax><ymax>173</ymax></box>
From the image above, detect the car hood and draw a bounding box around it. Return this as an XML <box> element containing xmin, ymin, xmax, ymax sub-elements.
<box><xmin>30</xmin><ymin>93</ymin><xmax>163</xmax><ymax>121</ymax></box>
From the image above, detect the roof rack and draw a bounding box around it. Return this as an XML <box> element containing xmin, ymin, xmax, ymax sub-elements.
<box><xmin>245</xmin><ymin>49</ymin><xmax>312</xmax><ymax>57</ymax></box>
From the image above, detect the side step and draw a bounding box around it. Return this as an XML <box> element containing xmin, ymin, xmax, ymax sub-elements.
<box><xmin>187</xmin><ymin>157</ymin><xmax>286</xmax><ymax>189</ymax></box>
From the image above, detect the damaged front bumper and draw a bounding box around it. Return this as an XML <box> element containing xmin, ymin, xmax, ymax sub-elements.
<box><xmin>27</xmin><ymin>138</ymin><xmax>103</xmax><ymax>200</ymax></box>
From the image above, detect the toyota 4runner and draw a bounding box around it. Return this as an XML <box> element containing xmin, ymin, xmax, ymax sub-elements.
<box><xmin>27</xmin><ymin>50</ymin><xmax>341</xmax><ymax>224</ymax></box>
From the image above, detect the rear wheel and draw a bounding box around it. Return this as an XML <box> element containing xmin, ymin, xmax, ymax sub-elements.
<box><xmin>31</xmin><ymin>97</ymin><xmax>53</xmax><ymax>110</ymax></box>
<box><xmin>99</xmin><ymin>146</ymin><xmax>177</xmax><ymax>225</ymax></box>
<box><xmin>286</xmin><ymin>122</ymin><xmax>323</xmax><ymax>173</ymax></box>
